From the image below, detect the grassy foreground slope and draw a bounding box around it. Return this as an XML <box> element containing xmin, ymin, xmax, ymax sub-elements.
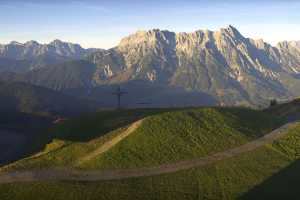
<box><xmin>80</xmin><ymin>107</ymin><xmax>283</xmax><ymax>169</ymax></box>
<box><xmin>1</xmin><ymin>109</ymin><xmax>161</xmax><ymax>171</ymax></box>
<box><xmin>0</xmin><ymin>122</ymin><xmax>300</xmax><ymax>199</ymax></box>
<box><xmin>1</xmin><ymin>107</ymin><xmax>283</xmax><ymax>171</ymax></box>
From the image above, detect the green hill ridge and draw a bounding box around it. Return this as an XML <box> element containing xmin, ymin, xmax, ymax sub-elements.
<box><xmin>1</xmin><ymin>106</ymin><xmax>300</xmax><ymax>200</ymax></box>
<box><xmin>0</xmin><ymin>122</ymin><xmax>299</xmax><ymax>200</ymax></box>
<box><xmin>1</xmin><ymin>107</ymin><xmax>283</xmax><ymax>171</ymax></box>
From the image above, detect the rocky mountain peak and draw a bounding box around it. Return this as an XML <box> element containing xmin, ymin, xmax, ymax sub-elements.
<box><xmin>282</xmin><ymin>41</ymin><xmax>300</xmax><ymax>50</ymax></box>
<box><xmin>50</xmin><ymin>39</ymin><xmax>64</xmax><ymax>45</ymax></box>
<box><xmin>249</xmin><ymin>38</ymin><xmax>269</xmax><ymax>49</ymax></box>
<box><xmin>290</xmin><ymin>41</ymin><xmax>300</xmax><ymax>48</ymax></box>
<box><xmin>25</xmin><ymin>40</ymin><xmax>40</xmax><ymax>47</ymax></box>
<box><xmin>9</xmin><ymin>41</ymin><xmax>24</xmax><ymax>46</ymax></box>
<box><xmin>277</xmin><ymin>41</ymin><xmax>290</xmax><ymax>49</ymax></box>
<box><xmin>227</xmin><ymin>25</ymin><xmax>240</xmax><ymax>33</ymax></box>
<box><xmin>49</xmin><ymin>39</ymin><xmax>82</xmax><ymax>49</ymax></box>
<box><xmin>118</xmin><ymin>29</ymin><xmax>176</xmax><ymax>48</ymax></box>
<box><xmin>218</xmin><ymin>25</ymin><xmax>243</xmax><ymax>40</ymax></box>
<box><xmin>276</xmin><ymin>41</ymin><xmax>300</xmax><ymax>51</ymax></box>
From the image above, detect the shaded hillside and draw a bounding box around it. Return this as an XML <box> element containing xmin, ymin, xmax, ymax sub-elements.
<box><xmin>0</xmin><ymin>112</ymin><xmax>50</xmax><ymax>132</ymax></box>
<box><xmin>0</xmin><ymin>58</ymin><xmax>31</xmax><ymax>73</ymax></box>
<box><xmin>65</xmin><ymin>80</ymin><xmax>218</xmax><ymax>108</ymax></box>
<box><xmin>265</xmin><ymin>98</ymin><xmax>300</xmax><ymax>121</ymax></box>
<box><xmin>0</xmin><ymin>60</ymin><xmax>97</xmax><ymax>91</ymax></box>
<box><xmin>1</xmin><ymin>70</ymin><xmax>218</xmax><ymax>108</ymax></box>
<box><xmin>20</xmin><ymin>60</ymin><xmax>96</xmax><ymax>90</ymax></box>
<box><xmin>240</xmin><ymin>157</ymin><xmax>300</xmax><ymax>200</ymax></box>
<box><xmin>0</xmin><ymin>81</ymin><xmax>99</xmax><ymax>116</ymax></box>
<box><xmin>0</xmin><ymin>112</ymin><xmax>51</xmax><ymax>166</ymax></box>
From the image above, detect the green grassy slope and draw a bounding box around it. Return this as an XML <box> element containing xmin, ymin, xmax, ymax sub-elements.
<box><xmin>1</xmin><ymin>107</ymin><xmax>282</xmax><ymax>172</ymax></box>
<box><xmin>0</xmin><ymin>122</ymin><xmax>300</xmax><ymax>200</ymax></box>
<box><xmin>81</xmin><ymin>107</ymin><xmax>283</xmax><ymax>169</ymax></box>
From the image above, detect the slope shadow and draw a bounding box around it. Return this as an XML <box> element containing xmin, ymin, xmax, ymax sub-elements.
<box><xmin>65</xmin><ymin>79</ymin><xmax>218</xmax><ymax>108</ymax></box>
<box><xmin>239</xmin><ymin>159</ymin><xmax>300</xmax><ymax>200</ymax></box>
<box><xmin>0</xmin><ymin>112</ymin><xmax>52</xmax><ymax>166</ymax></box>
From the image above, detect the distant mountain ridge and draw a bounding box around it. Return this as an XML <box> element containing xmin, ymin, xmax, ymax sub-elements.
<box><xmin>0</xmin><ymin>40</ymin><xmax>102</xmax><ymax>70</ymax></box>
<box><xmin>1</xmin><ymin>26</ymin><xmax>300</xmax><ymax>107</ymax></box>
<box><xmin>0</xmin><ymin>39</ymin><xmax>98</xmax><ymax>59</ymax></box>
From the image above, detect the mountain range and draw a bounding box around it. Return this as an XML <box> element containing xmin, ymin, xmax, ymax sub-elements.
<box><xmin>0</xmin><ymin>40</ymin><xmax>100</xmax><ymax>70</ymax></box>
<box><xmin>1</xmin><ymin>25</ymin><xmax>300</xmax><ymax>107</ymax></box>
<box><xmin>86</xmin><ymin>26</ymin><xmax>300</xmax><ymax>106</ymax></box>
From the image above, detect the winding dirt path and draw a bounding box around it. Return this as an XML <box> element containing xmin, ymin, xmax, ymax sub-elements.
<box><xmin>0</xmin><ymin>121</ymin><xmax>298</xmax><ymax>184</ymax></box>
<box><xmin>75</xmin><ymin>119</ymin><xmax>144</xmax><ymax>166</ymax></box>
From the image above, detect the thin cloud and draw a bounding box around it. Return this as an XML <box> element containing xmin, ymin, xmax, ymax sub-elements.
<box><xmin>0</xmin><ymin>0</ymin><xmax>110</xmax><ymax>13</ymax></box>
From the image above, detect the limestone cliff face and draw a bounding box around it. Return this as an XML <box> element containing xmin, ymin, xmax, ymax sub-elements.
<box><xmin>88</xmin><ymin>26</ymin><xmax>300</xmax><ymax>106</ymax></box>
<box><xmin>117</xmin><ymin>30</ymin><xmax>177</xmax><ymax>82</ymax></box>
<box><xmin>171</xmin><ymin>26</ymin><xmax>287</xmax><ymax>105</ymax></box>
<box><xmin>277</xmin><ymin>41</ymin><xmax>300</xmax><ymax>73</ymax></box>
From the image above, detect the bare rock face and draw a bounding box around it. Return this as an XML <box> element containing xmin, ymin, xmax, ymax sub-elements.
<box><xmin>87</xmin><ymin>26</ymin><xmax>300</xmax><ymax>106</ymax></box>
<box><xmin>117</xmin><ymin>29</ymin><xmax>177</xmax><ymax>82</ymax></box>
<box><xmin>277</xmin><ymin>41</ymin><xmax>300</xmax><ymax>73</ymax></box>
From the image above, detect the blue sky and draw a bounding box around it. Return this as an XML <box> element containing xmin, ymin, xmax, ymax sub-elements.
<box><xmin>1</xmin><ymin>0</ymin><xmax>300</xmax><ymax>48</ymax></box>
